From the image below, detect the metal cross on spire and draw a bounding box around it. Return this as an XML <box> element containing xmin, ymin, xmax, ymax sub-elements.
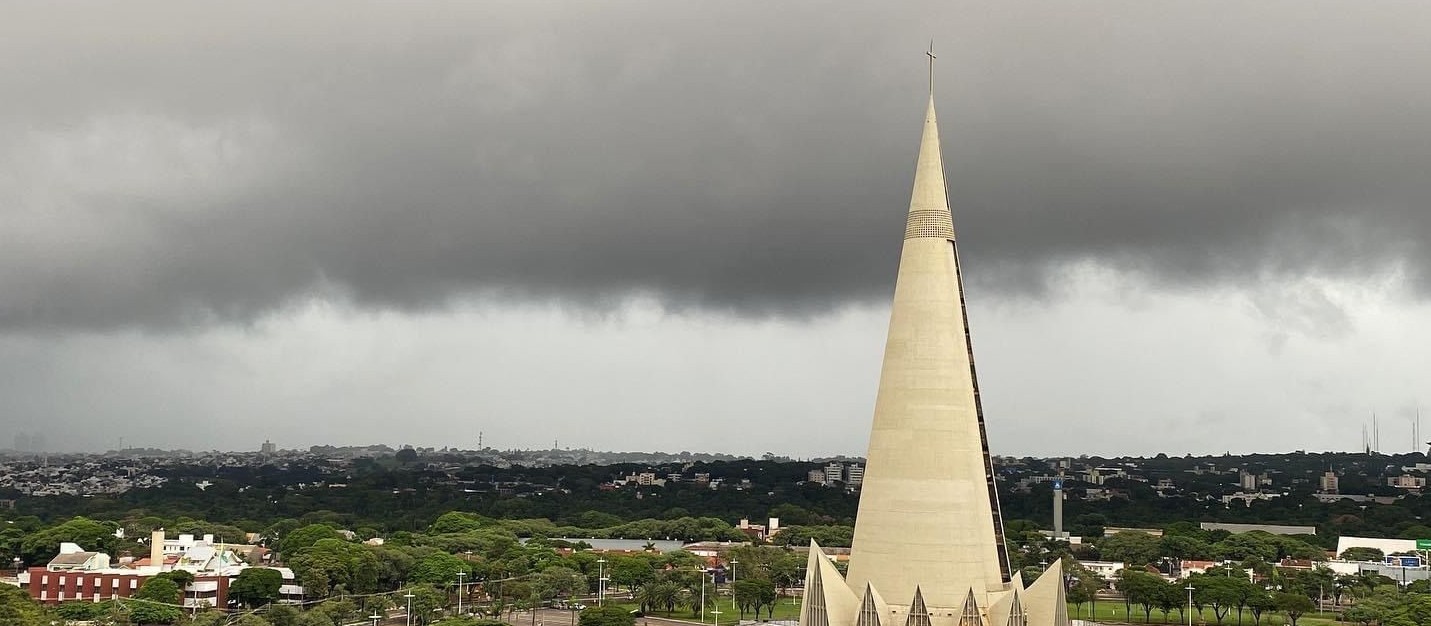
<box><xmin>926</xmin><ymin>40</ymin><xmax>937</xmax><ymax>95</ymax></box>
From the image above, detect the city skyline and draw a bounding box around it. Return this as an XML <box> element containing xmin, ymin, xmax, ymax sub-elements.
<box><xmin>4</xmin><ymin>2</ymin><xmax>1431</xmax><ymax>457</ymax></box>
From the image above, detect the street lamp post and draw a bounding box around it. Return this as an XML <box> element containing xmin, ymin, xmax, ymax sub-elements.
<box><xmin>596</xmin><ymin>558</ymin><xmax>607</xmax><ymax>607</ymax></box>
<box><xmin>709</xmin><ymin>571</ymin><xmax>721</xmax><ymax>626</ymax></box>
<box><xmin>700</xmin><ymin>567</ymin><xmax>707</xmax><ymax>625</ymax></box>
<box><xmin>1185</xmin><ymin>584</ymin><xmax>1195</xmax><ymax>626</ymax></box>
<box><xmin>405</xmin><ymin>591</ymin><xmax>415</xmax><ymax>626</ymax></box>
<box><xmin>729</xmin><ymin>560</ymin><xmax>738</xmax><ymax>616</ymax></box>
<box><xmin>457</xmin><ymin>572</ymin><xmax>468</xmax><ymax>616</ymax></box>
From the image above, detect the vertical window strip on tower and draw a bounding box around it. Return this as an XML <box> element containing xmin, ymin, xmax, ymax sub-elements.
<box><xmin>1005</xmin><ymin>593</ymin><xmax>1026</xmax><ymax>626</ymax></box>
<box><xmin>806</xmin><ymin>561</ymin><xmax>828</xmax><ymax>626</ymax></box>
<box><xmin>958</xmin><ymin>589</ymin><xmax>983</xmax><ymax>626</ymax></box>
<box><xmin>905</xmin><ymin>587</ymin><xmax>933</xmax><ymax>626</ymax></box>
<box><xmin>856</xmin><ymin>584</ymin><xmax>882</xmax><ymax>626</ymax></box>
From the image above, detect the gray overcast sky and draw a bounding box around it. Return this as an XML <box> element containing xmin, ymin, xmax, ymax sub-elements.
<box><xmin>3</xmin><ymin>1</ymin><xmax>1430</xmax><ymax>457</ymax></box>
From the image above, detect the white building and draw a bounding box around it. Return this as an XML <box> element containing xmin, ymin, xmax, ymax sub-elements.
<box><xmin>1336</xmin><ymin>536</ymin><xmax>1418</xmax><ymax>560</ymax></box>
<box><xmin>845</xmin><ymin>463</ymin><xmax>865</xmax><ymax>488</ymax></box>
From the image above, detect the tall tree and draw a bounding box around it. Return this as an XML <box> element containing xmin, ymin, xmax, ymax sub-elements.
<box><xmin>1274</xmin><ymin>592</ymin><xmax>1314</xmax><ymax>626</ymax></box>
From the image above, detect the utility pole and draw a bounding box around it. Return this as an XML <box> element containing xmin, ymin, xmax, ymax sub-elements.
<box><xmin>729</xmin><ymin>560</ymin><xmax>738</xmax><ymax>616</ymax></box>
<box><xmin>457</xmin><ymin>572</ymin><xmax>467</xmax><ymax>616</ymax></box>
<box><xmin>597</xmin><ymin>558</ymin><xmax>607</xmax><ymax>607</ymax></box>
<box><xmin>709</xmin><ymin>571</ymin><xmax>721</xmax><ymax>626</ymax></box>
<box><xmin>1185</xmin><ymin>584</ymin><xmax>1195</xmax><ymax>626</ymax></box>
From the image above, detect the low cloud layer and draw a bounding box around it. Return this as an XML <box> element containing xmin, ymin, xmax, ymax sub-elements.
<box><xmin>4</xmin><ymin>1</ymin><xmax>1431</xmax><ymax>333</ymax></box>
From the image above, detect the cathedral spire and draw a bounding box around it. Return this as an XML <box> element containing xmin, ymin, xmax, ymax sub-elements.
<box><xmin>843</xmin><ymin>55</ymin><xmax>1008</xmax><ymax>611</ymax></box>
<box><xmin>800</xmin><ymin>61</ymin><xmax>1067</xmax><ymax>626</ymax></box>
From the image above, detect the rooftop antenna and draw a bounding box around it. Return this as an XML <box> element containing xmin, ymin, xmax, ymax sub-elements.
<box><xmin>1375</xmin><ymin>411</ymin><xmax>1380</xmax><ymax>454</ymax></box>
<box><xmin>1413</xmin><ymin>411</ymin><xmax>1419</xmax><ymax>454</ymax></box>
<box><xmin>1416</xmin><ymin>406</ymin><xmax>1422</xmax><ymax>455</ymax></box>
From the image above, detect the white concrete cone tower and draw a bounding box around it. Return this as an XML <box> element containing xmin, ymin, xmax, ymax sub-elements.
<box><xmin>800</xmin><ymin>56</ymin><xmax>1068</xmax><ymax>626</ymax></box>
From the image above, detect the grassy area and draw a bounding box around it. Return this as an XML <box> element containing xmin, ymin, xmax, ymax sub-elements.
<box><xmin>1068</xmin><ymin>602</ymin><xmax>1340</xmax><ymax>625</ymax></box>
<box><xmin>597</xmin><ymin>597</ymin><xmax>1342</xmax><ymax>626</ymax></box>
<box><xmin>607</xmin><ymin>597</ymin><xmax>804</xmax><ymax>624</ymax></box>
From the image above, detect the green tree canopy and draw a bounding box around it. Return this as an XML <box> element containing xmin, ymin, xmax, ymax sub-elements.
<box><xmin>606</xmin><ymin>555</ymin><xmax>656</xmax><ymax>589</ymax></box>
<box><xmin>1340</xmin><ymin>546</ymin><xmax>1385</xmax><ymax>562</ymax></box>
<box><xmin>430</xmin><ymin>512</ymin><xmax>488</xmax><ymax>535</ymax></box>
<box><xmin>409</xmin><ymin>552</ymin><xmax>473</xmax><ymax>585</ymax></box>
<box><xmin>279</xmin><ymin>524</ymin><xmax>345</xmax><ymax>558</ymax></box>
<box><xmin>579</xmin><ymin>606</ymin><xmax>635</xmax><ymax>626</ymax></box>
<box><xmin>135</xmin><ymin>576</ymin><xmax>182</xmax><ymax>605</ymax></box>
<box><xmin>733</xmin><ymin>578</ymin><xmax>777</xmax><ymax>619</ymax></box>
<box><xmin>535</xmin><ymin>566</ymin><xmax>588</xmax><ymax>600</ymax></box>
<box><xmin>1099</xmin><ymin>531</ymin><xmax>1162</xmax><ymax>566</ymax></box>
<box><xmin>1212</xmin><ymin>533</ymin><xmax>1279</xmax><ymax>562</ymax></box>
<box><xmin>289</xmin><ymin>539</ymin><xmax>381</xmax><ymax>598</ymax></box>
<box><xmin>18</xmin><ymin>516</ymin><xmax>118</xmax><ymax>563</ymax></box>
<box><xmin>1274</xmin><ymin>592</ymin><xmax>1315</xmax><ymax>626</ymax></box>
<box><xmin>1</xmin><ymin>585</ymin><xmax>52</xmax><ymax>626</ymax></box>
<box><xmin>231</xmin><ymin>567</ymin><xmax>284</xmax><ymax>608</ymax></box>
<box><xmin>130</xmin><ymin>577</ymin><xmax>184</xmax><ymax>624</ymax></box>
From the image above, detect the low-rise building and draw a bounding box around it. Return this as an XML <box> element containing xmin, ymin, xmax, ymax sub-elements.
<box><xmin>1077</xmin><ymin>561</ymin><xmax>1123</xmax><ymax>580</ymax></box>
<box><xmin>20</xmin><ymin>530</ymin><xmax>300</xmax><ymax>607</ymax></box>
<box><xmin>1388</xmin><ymin>474</ymin><xmax>1426</xmax><ymax>489</ymax></box>
<box><xmin>1199</xmin><ymin>522</ymin><xmax>1317</xmax><ymax>536</ymax></box>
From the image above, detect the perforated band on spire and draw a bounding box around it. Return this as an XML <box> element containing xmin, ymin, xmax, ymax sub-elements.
<box><xmin>904</xmin><ymin>209</ymin><xmax>955</xmax><ymax>240</ymax></box>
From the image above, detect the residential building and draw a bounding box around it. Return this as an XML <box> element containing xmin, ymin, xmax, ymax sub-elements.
<box><xmin>844</xmin><ymin>463</ymin><xmax>864</xmax><ymax>488</ymax></box>
<box><xmin>1388</xmin><ymin>474</ymin><xmax>1426</xmax><ymax>489</ymax></box>
<box><xmin>1319</xmin><ymin>471</ymin><xmax>1339</xmax><ymax>494</ymax></box>
<box><xmin>1239</xmin><ymin>470</ymin><xmax>1260</xmax><ymax>492</ymax></box>
<box><xmin>1077</xmin><ymin>561</ymin><xmax>1123</xmax><ymax>581</ymax></box>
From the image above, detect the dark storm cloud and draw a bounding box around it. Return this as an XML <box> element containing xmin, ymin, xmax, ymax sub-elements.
<box><xmin>4</xmin><ymin>1</ymin><xmax>1430</xmax><ymax>331</ymax></box>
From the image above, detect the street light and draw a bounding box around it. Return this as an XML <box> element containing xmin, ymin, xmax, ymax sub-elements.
<box><xmin>699</xmin><ymin>566</ymin><xmax>707</xmax><ymax>625</ymax></box>
<box><xmin>708</xmin><ymin>570</ymin><xmax>722</xmax><ymax>626</ymax></box>
<box><xmin>729</xmin><ymin>560</ymin><xmax>738</xmax><ymax>615</ymax></box>
<box><xmin>457</xmin><ymin>572</ymin><xmax>468</xmax><ymax>616</ymax></box>
<box><xmin>1185</xmin><ymin>584</ymin><xmax>1195</xmax><ymax>626</ymax></box>
<box><xmin>405</xmin><ymin>591</ymin><xmax>415</xmax><ymax>626</ymax></box>
<box><xmin>596</xmin><ymin>558</ymin><xmax>607</xmax><ymax>607</ymax></box>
